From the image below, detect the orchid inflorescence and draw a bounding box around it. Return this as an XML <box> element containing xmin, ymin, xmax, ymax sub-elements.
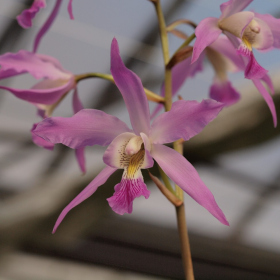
<box><xmin>1</xmin><ymin>0</ymin><xmax>279</xmax><ymax>278</ymax></box>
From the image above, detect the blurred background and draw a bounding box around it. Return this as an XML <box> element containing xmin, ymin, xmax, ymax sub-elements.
<box><xmin>1</xmin><ymin>0</ymin><xmax>280</xmax><ymax>279</ymax></box>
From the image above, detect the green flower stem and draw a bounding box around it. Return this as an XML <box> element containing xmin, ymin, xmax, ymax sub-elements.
<box><xmin>75</xmin><ymin>73</ymin><xmax>164</xmax><ymax>104</ymax></box>
<box><xmin>152</xmin><ymin>1</ymin><xmax>195</xmax><ymax>279</ymax></box>
<box><xmin>158</xmin><ymin>165</ymin><xmax>176</xmax><ymax>195</ymax></box>
<box><xmin>173</xmin><ymin>140</ymin><xmax>184</xmax><ymax>201</ymax></box>
<box><xmin>168</xmin><ymin>33</ymin><xmax>196</xmax><ymax>68</ymax></box>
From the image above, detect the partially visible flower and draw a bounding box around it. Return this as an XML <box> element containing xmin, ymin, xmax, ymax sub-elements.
<box><xmin>0</xmin><ymin>50</ymin><xmax>86</xmax><ymax>172</ymax></box>
<box><xmin>34</xmin><ymin>38</ymin><xmax>229</xmax><ymax>233</ymax></box>
<box><xmin>17</xmin><ymin>0</ymin><xmax>74</xmax><ymax>52</ymax></box>
<box><xmin>17</xmin><ymin>0</ymin><xmax>74</xmax><ymax>29</ymax></box>
<box><xmin>17</xmin><ymin>0</ymin><xmax>46</xmax><ymax>29</ymax></box>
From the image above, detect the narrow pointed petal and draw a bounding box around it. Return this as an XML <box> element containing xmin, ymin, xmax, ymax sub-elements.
<box><xmin>209</xmin><ymin>79</ymin><xmax>240</xmax><ymax>106</ymax></box>
<box><xmin>151</xmin><ymin>144</ymin><xmax>229</xmax><ymax>225</ymax></box>
<box><xmin>0</xmin><ymin>77</ymin><xmax>74</xmax><ymax>104</ymax></box>
<box><xmin>0</xmin><ymin>50</ymin><xmax>71</xmax><ymax>80</ymax></box>
<box><xmin>110</xmin><ymin>38</ymin><xmax>150</xmax><ymax>135</ymax></box>
<box><xmin>34</xmin><ymin>109</ymin><xmax>131</xmax><ymax>149</ymax></box>
<box><xmin>31</xmin><ymin>123</ymin><xmax>54</xmax><ymax>150</ymax></box>
<box><xmin>53</xmin><ymin>166</ymin><xmax>117</xmax><ymax>233</ymax></box>
<box><xmin>220</xmin><ymin>0</ymin><xmax>253</xmax><ymax>19</ymax></box>
<box><xmin>68</xmin><ymin>0</ymin><xmax>74</xmax><ymax>19</ymax></box>
<box><xmin>33</xmin><ymin>0</ymin><xmax>63</xmax><ymax>52</ymax></box>
<box><xmin>17</xmin><ymin>0</ymin><xmax>46</xmax><ymax>29</ymax></box>
<box><xmin>107</xmin><ymin>170</ymin><xmax>150</xmax><ymax>215</ymax></box>
<box><xmin>150</xmin><ymin>100</ymin><xmax>224</xmax><ymax>144</ymax></box>
<box><xmin>192</xmin><ymin>17</ymin><xmax>222</xmax><ymax>63</ymax></box>
<box><xmin>252</xmin><ymin>79</ymin><xmax>277</xmax><ymax>127</ymax></box>
<box><xmin>261</xmin><ymin>74</ymin><xmax>274</xmax><ymax>94</ymax></box>
<box><xmin>75</xmin><ymin>148</ymin><xmax>86</xmax><ymax>174</ymax></box>
<box><xmin>254</xmin><ymin>13</ymin><xmax>280</xmax><ymax>49</ymax></box>
<box><xmin>72</xmin><ymin>88</ymin><xmax>83</xmax><ymax>113</ymax></box>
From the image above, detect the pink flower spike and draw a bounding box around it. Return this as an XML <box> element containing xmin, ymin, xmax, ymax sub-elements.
<box><xmin>53</xmin><ymin>166</ymin><xmax>117</xmax><ymax>233</ymax></box>
<box><xmin>17</xmin><ymin>0</ymin><xmax>46</xmax><ymax>29</ymax></box>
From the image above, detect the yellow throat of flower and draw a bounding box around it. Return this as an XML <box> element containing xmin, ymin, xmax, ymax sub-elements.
<box><xmin>127</xmin><ymin>148</ymin><xmax>145</xmax><ymax>179</ymax></box>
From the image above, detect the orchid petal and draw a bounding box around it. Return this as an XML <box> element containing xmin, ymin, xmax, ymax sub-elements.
<box><xmin>151</xmin><ymin>144</ymin><xmax>229</xmax><ymax>225</ymax></box>
<box><xmin>110</xmin><ymin>38</ymin><xmax>150</xmax><ymax>135</ymax></box>
<box><xmin>254</xmin><ymin>13</ymin><xmax>280</xmax><ymax>48</ymax></box>
<box><xmin>210</xmin><ymin>35</ymin><xmax>244</xmax><ymax>71</ymax></box>
<box><xmin>261</xmin><ymin>74</ymin><xmax>274</xmax><ymax>94</ymax></box>
<box><xmin>0</xmin><ymin>77</ymin><xmax>74</xmax><ymax>104</ymax></box>
<box><xmin>68</xmin><ymin>0</ymin><xmax>74</xmax><ymax>19</ymax></box>
<box><xmin>192</xmin><ymin>17</ymin><xmax>222</xmax><ymax>63</ymax></box>
<box><xmin>209</xmin><ymin>79</ymin><xmax>240</xmax><ymax>106</ymax></box>
<box><xmin>75</xmin><ymin>148</ymin><xmax>86</xmax><ymax>174</ymax></box>
<box><xmin>218</xmin><ymin>11</ymin><xmax>254</xmax><ymax>38</ymax></box>
<box><xmin>252</xmin><ymin>79</ymin><xmax>277</xmax><ymax>127</ymax></box>
<box><xmin>72</xmin><ymin>88</ymin><xmax>83</xmax><ymax>113</ymax></box>
<box><xmin>0</xmin><ymin>50</ymin><xmax>71</xmax><ymax>80</ymax></box>
<box><xmin>140</xmin><ymin>132</ymin><xmax>154</xmax><ymax>168</ymax></box>
<box><xmin>34</xmin><ymin>109</ymin><xmax>131</xmax><ymax>149</ymax></box>
<box><xmin>107</xmin><ymin>169</ymin><xmax>150</xmax><ymax>215</ymax></box>
<box><xmin>33</xmin><ymin>0</ymin><xmax>63</xmax><ymax>52</ymax></box>
<box><xmin>31</xmin><ymin>123</ymin><xmax>54</xmax><ymax>150</ymax></box>
<box><xmin>150</xmin><ymin>100</ymin><xmax>224</xmax><ymax>144</ymax></box>
<box><xmin>220</xmin><ymin>0</ymin><xmax>253</xmax><ymax>19</ymax></box>
<box><xmin>53</xmin><ymin>166</ymin><xmax>117</xmax><ymax>233</ymax></box>
<box><xmin>17</xmin><ymin>0</ymin><xmax>46</xmax><ymax>29</ymax></box>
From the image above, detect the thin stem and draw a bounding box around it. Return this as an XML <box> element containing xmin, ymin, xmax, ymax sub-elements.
<box><xmin>173</xmin><ymin>140</ymin><xmax>184</xmax><ymax>200</ymax></box>
<box><xmin>152</xmin><ymin>1</ymin><xmax>195</xmax><ymax>279</ymax></box>
<box><xmin>176</xmin><ymin>204</ymin><xmax>194</xmax><ymax>280</ymax></box>
<box><xmin>75</xmin><ymin>73</ymin><xmax>164</xmax><ymax>103</ymax></box>
<box><xmin>158</xmin><ymin>165</ymin><xmax>175</xmax><ymax>195</ymax></box>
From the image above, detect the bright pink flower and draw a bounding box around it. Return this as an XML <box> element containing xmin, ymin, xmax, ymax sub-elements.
<box><xmin>34</xmin><ymin>38</ymin><xmax>229</xmax><ymax>233</ymax></box>
<box><xmin>0</xmin><ymin>50</ymin><xmax>86</xmax><ymax>172</ymax></box>
<box><xmin>191</xmin><ymin>0</ymin><xmax>278</xmax><ymax>126</ymax></box>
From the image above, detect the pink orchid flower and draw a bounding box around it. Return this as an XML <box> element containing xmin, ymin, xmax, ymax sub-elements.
<box><xmin>17</xmin><ymin>0</ymin><xmax>74</xmax><ymax>52</ymax></box>
<box><xmin>0</xmin><ymin>50</ymin><xmax>86</xmax><ymax>173</ymax></box>
<box><xmin>34</xmin><ymin>38</ymin><xmax>229</xmax><ymax>233</ymax></box>
<box><xmin>190</xmin><ymin>0</ymin><xmax>279</xmax><ymax>126</ymax></box>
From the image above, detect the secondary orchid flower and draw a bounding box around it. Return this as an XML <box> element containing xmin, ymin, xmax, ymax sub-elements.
<box><xmin>191</xmin><ymin>0</ymin><xmax>279</xmax><ymax>126</ymax></box>
<box><xmin>0</xmin><ymin>50</ymin><xmax>86</xmax><ymax>172</ymax></box>
<box><xmin>17</xmin><ymin>0</ymin><xmax>74</xmax><ymax>52</ymax></box>
<box><xmin>34</xmin><ymin>38</ymin><xmax>229</xmax><ymax>233</ymax></box>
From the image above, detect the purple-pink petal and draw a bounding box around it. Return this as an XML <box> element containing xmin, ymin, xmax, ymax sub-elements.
<box><xmin>192</xmin><ymin>17</ymin><xmax>222</xmax><ymax>63</ymax></box>
<box><xmin>107</xmin><ymin>174</ymin><xmax>150</xmax><ymax>215</ymax></box>
<box><xmin>150</xmin><ymin>99</ymin><xmax>224</xmax><ymax>144</ymax></box>
<box><xmin>110</xmin><ymin>38</ymin><xmax>151</xmax><ymax>135</ymax></box>
<box><xmin>31</xmin><ymin>123</ymin><xmax>54</xmax><ymax>150</ymax></box>
<box><xmin>72</xmin><ymin>88</ymin><xmax>84</xmax><ymax>114</ymax></box>
<box><xmin>252</xmin><ymin>79</ymin><xmax>277</xmax><ymax>127</ymax></box>
<box><xmin>0</xmin><ymin>77</ymin><xmax>75</xmax><ymax>104</ymax></box>
<box><xmin>151</xmin><ymin>144</ymin><xmax>229</xmax><ymax>225</ymax></box>
<box><xmin>33</xmin><ymin>0</ymin><xmax>63</xmax><ymax>52</ymax></box>
<box><xmin>53</xmin><ymin>166</ymin><xmax>117</xmax><ymax>233</ymax></box>
<box><xmin>0</xmin><ymin>50</ymin><xmax>71</xmax><ymax>80</ymax></box>
<box><xmin>34</xmin><ymin>109</ymin><xmax>131</xmax><ymax>149</ymax></box>
<box><xmin>209</xmin><ymin>79</ymin><xmax>240</xmax><ymax>106</ymax></box>
<box><xmin>68</xmin><ymin>0</ymin><xmax>74</xmax><ymax>19</ymax></box>
<box><xmin>254</xmin><ymin>13</ymin><xmax>280</xmax><ymax>49</ymax></box>
<box><xmin>261</xmin><ymin>74</ymin><xmax>274</xmax><ymax>94</ymax></box>
<box><xmin>75</xmin><ymin>148</ymin><xmax>86</xmax><ymax>174</ymax></box>
<box><xmin>17</xmin><ymin>0</ymin><xmax>46</xmax><ymax>29</ymax></box>
<box><xmin>220</xmin><ymin>0</ymin><xmax>253</xmax><ymax>19</ymax></box>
